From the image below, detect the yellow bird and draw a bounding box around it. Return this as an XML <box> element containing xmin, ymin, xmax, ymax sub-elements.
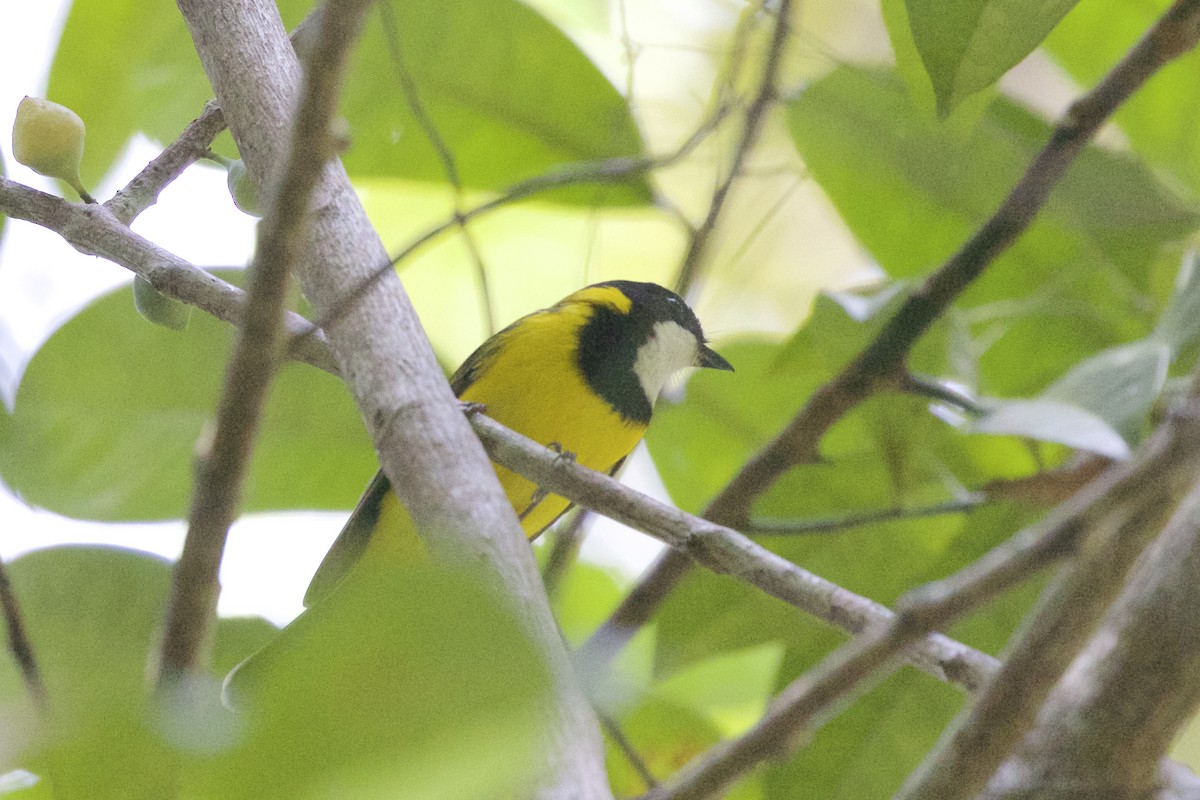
<box><xmin>304</xmin><ymin>280</ymin><xmax>732</xmax><ymax>605</ymax></box>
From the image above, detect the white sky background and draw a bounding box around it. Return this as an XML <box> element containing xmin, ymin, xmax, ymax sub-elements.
<box><xmin>0</xmin><ymin>1</ymin><xmax>677</xmax><ymax>626</ymax></box>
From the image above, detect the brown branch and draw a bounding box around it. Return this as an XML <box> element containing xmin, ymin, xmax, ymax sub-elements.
<box><xmin>158</xmin><ymin>0</ymin><xmax>372</xmax><ymax>684</ymax></box>
<box><xmin>0</xmin><ymin>557</ymin><xmax>46</xmax><ymax>710</ymax></box>
<box><xmin>104</xmin><ymin>101</ymin><xmax>228</xmax><ymax>225</ymax></box>
<box><xmin>674</xmin><ymin>0</ymin><xmax>792</xmax><ymax>298</ymax></box>
<box><xmin>467</xmin><ymin>410</ymin><xmax>999</xmax><ymax>693</ymax></box>
<box><xmin>581</xmin><ymin>0</ymin><xmax>1200</xmax><ymax>670</ymax></box>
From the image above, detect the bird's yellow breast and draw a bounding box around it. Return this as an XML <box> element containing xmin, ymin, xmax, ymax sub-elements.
<box><xmin>459</xmin><ymin>294</ymin><xmax>647</xmax><ymax>536</ymax></box>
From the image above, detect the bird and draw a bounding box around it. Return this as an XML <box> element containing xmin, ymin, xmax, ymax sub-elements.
<box><xmin>303</xmin><ymin>280</ymin><xmax>733</xmax><ymax>606</ymax></box>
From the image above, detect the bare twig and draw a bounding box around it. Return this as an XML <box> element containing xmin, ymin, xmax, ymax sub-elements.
<box><xmin>286</xmin><ymin>98</ymin><xmax>735</xmax><ymax>357</ymax></box>
<box><xmin>467</xmin><ymin>410</ymin><xmax>999</xmax><ymax>692</ymax></box>
<box><xmin>541</xmin><ymin>509</ymin><xmax>591</xmax><ymax>601</ymax></box>
<box><xmin>600</xmin><ymin>712</ymin><xmax>659</xmax><ymax>792</ymax></box>
<box><xmin>0</xmin><ymin>558</ymin><xmax>46</xmax><ymax>709</ymax></box>
<box><xmin>377</xmin><ymin>0</ymin><xmax>496</xmax><ymax>333</ymax></box>
<box><xmin>0</xmin><ymin>177</ymin><xmax>338</xmax><ymax>374</ymax></box>
<box><xmin>104</xmin><ymin>101</ymin><xmax>228</xmax><ymax>225</ymax></box>
<box><xmin>745</xmin><ymin>496</ymin><xmax>984</xmax><ymax>536</ymax></box>
<box><xmin>582</xmin><ymin>0</ymin><xmax>1200</xmax><ymax>670</ymax></box>
<box><xmin>675</xmin><ymin>0</ymin><xmax>792</xmax><ymax>299</ymax></box>
<box><xmin>159</xmin><ymin>0</ymin><xmax>373</xmax><ymax>684</ymax></box>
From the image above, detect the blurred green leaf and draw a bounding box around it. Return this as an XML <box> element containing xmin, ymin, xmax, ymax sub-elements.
<box><xmin>0</xmin><ymin>546</ymin><xmax>273</xmax><ymax>799</ymax></box>
<box><xmin>1042</xmin><ymin>340</ymin><xmax>1168</xmax><ymax>443</ymax></box>
<box><xmin>970</xmin><ymin>398</ymin><xmax>1130</xmax><ymax>458</ymax></box>
<box><xmin>339</xmin><ymin>0</ymin><xmax>650</xmax><ymax>203</ymax></box>
<box><xmin>1046</xmin><ymin>0</ymin><xmax>1200</xmax><ymax>196</ymax></box>
<box><xmin>605</xmin><ymin>696</ymin><xmax>725</xmax><ymax>799</ymax></box>
<box><xmin>1153</xmin><ymin>252</ymin><xmax>1200</xmax><ymax>355</ymax></box>
<box><xmin>902</xmin><ymin>0</ymin><xmax>1078</xmax><ymax>115</ymax></box>
<box><xmin>48</xmin><ymin>0</ymin><xmax>649</xmax><ymax>203</ymax></box>
<box><xmin>792</xmin><ymin>66</ymin><xmax>1195</xmax><ymax>326</ymax></box>
<box><xmin>213</xmin><ymin>560</ymin><xmax>550</xmax><ymax>800</ymax></box>
<box><xmin>0</xmin><ymin>276</ymin><xmax>377</xmax><ymax>521</ymax></box>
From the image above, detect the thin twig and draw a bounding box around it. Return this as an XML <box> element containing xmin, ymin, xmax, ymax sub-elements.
<box><xmin>158</xmin><ymin>0</ymin><xmax>373</xmax><ymax>685</ymax></box>
<box><xmin>541</xmin><ymin>509</ymin><xmax>591</xmax><ymax>601</ymax></box>
<box><xmin>377</xmin><ymin>0</ymin><xmax>496</xmax><ymax>334</ymax></box>
<box><xmin>600</xmin><ymin>712</ymin><xmax>659</xmax><ymax>792</ymax></box>
<box><xmin>745</xmin><ymin>496</ymin><xmax>984</xmax><ymax>536</ymax></box>
<box><xmin>467</xmin><ymin>410</ymin><xmax>998</xmax><ymax>693</ymax></box>
<box><xmin>0</xmin><ymin>557</ymin><xmax>47</xmax><ymax>710</ymax></box>
<box><xmin>285</xmin><ymin>97</ymin><xmax>736</xmax><ymax>358</ymax></box>
<box><xmin>581</xmin><ymin>0</ymin><xmax>1200</xmax><ymax>670</ymax></box>
<box><xmin>675</xmin><ymin>0</ymin><xmax>792</xmax><ymax>299</ymax></box>
<box><xmin>104</xmin><ymin>101</ymin><xmax>228</xmax><ymax>225</ymax></box>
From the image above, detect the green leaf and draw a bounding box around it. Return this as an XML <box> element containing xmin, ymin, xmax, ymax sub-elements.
<box><xmin>0</xmin><ymin>276</ymin><xmax>377</xmax><ymax>521</ymax></box>
<box><xmin>903</xmin><ymin>0</ymin><xmax>1079</xmax><ymax>115</ymax></box>
<box><xmin>212</xmin><ymin>561</ymin><xmax>550</xmax><ymax>800</ymax></box>
<box><xmin>1153</xmin><ymin>252</ymin><xmax>1200</xmax><ymax>355</ymax></box>
<box><xmin>1042</xmin><ymin>340</ymin><xmax>1169</xmax><ymax>443</ymax></box>
<box><xmin>792</xmin><ymin>64</ymin><xmax>1195</xmax><ymax>297</ymax></box>
<box><xmin>1045</xmin><ymin>0</ymin><xmax>1200</xmax><ymax>196</ymax></box>
<box><xmin>0</xmin><ymin>546</ymin><xmax>274</xmax><ymax>798</ymax></box>
<box><xmin>970</xmin><ymin>398</ymin><xmax>1130</xmax><ymax>458</ymax></box>
<box><xmin>785</xmin><ymin>66</ymin><xmax>1197</xmax><ymax>402</ymax></box>
<box><xmin>48</xmin><ymin>0</ymin><xmax>649</xmax><ymax>203</ymax></box>
<box><xmin>338</xmin><ymin>0</ymin><xmax>650</xmax><ymax>203</ymax></box>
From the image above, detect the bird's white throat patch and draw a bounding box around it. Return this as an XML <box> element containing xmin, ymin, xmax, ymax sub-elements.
<box><xmin>633</xmin><ymin>320</ymin><xmax>700</xmax><ymax>406</ymax></box>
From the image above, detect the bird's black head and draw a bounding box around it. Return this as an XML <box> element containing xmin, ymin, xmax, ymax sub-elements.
<box><xmin>571</xmin><ymin>281</ymin><xmax>732</xmax><ymax>423</ymax></box>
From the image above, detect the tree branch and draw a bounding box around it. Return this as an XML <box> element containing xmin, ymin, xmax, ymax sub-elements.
<box><xmin>674</xmin><ymin>0</ymin><xmax>792</xmax><ymax>298</ymax></box>
<box><xmin>581</xmin><ymin>0</ymin><xmax>1200</xmax><ymax>671</ymax></box>
<box><xmin>982</xmin><ymin>477</ymin><xmax>1200</xmax><ymax>799</ymax></box>
<box><xmin>895</xmin><ymin>389</ymin><xmax>1200</xmax><ymax>797</ymax></box>
<box><xmin>173</xmin><ymin>0</ymin><xmax>614</xmax><ymax>795</ymax></box>
<box><xmin>0</xmin><ymin>177</ymin><xmax>338</xmax><ymax>374</ymax></box>
<box><xmin>467</xmin><ymin>411</ymin><xmax>999</xmax><ymax>693</ymax></box>
<box><xmin>104</xmin><ymin>101</ymin><xmax>228</xmax><ymax>225</ymax></box>
<box><xmin>0</xmin><ymin>556</ymin><xmax>46</xmax><ymax>710</ymax></box>
<box><xmin>633</xmin><ymin>381</ymin><xmax>1200</xmax><ymax>800</ymax></box>
<box><xmin>159</xmin><ymin>0</ymin><xmax>373</xmax><ymax>685</ymax></box>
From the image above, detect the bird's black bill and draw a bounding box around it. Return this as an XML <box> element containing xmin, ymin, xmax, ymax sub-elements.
<box><xmin>698</xmin><ymin>344</ymin><xmax>734</xmax><ymax>372</ymax></box>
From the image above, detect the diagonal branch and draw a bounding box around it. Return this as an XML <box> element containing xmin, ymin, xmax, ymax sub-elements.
<box><xmin>468</xmin><ymin>410</ymin><xmax>999</xmax><ymax>692</ymax></box>
<box><xmin>104</xmin><ymin>101</ymin><xmax>228</xmax><ymax>225</ymax></box>
<box><xmin>582</xmin><ymin>0</ymin><xmax>1200</xmax><ymax>670</ymax></box>
<box><xmin>0</xmin><ymin>556</ymin><xmax>46</xmax><ymax>710</ymax></box>
<box><xmin>633</xmin><ymin>382</ymin><xmax>1200</xmax><ymax>800</ymax></box>
<box><xmin>982</xmin><ymin>477</ymin><xmax>1200</xmax><ymax>799</ymax></box>
<box><xmin>158</xmin><ymin>0</ymin><xmax>373</xmax><ymax>684</ymax></box>
<box><xmin>674</xmin><ymin>0</ymin><xmax>793</xmax><ymax>299</ymax></box>
<box><xmin>0</xmin><ymin>177</ymin><xmax>338</xmax><ymax>373</ymax></box>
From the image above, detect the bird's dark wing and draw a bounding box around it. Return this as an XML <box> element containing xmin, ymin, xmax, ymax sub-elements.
<box><xmin>303</xmin><ymin>469</ymin><xmax>393</xmax><ymax>607</ymax></box>
<box><xmin>450</xmin><ymin>328</ymin><xmax>508</xmax><ymax>396</ymax></box>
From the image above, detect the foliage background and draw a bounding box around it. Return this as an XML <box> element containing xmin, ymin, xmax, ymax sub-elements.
<box><xmin>2</xmin><ymin>0</ymin><xmax>1200</xmax><ymax>797</ymax></box>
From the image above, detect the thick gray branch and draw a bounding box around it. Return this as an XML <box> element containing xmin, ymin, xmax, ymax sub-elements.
<box><xmin>983</xmin><ymin>479</ymin><xmax>1200</xmax><ymax>800</ymax></box>
<box><xmin>171</xmin><ymin>0</ymin><xmax>611</xmax><ymax>795</ymax></box>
